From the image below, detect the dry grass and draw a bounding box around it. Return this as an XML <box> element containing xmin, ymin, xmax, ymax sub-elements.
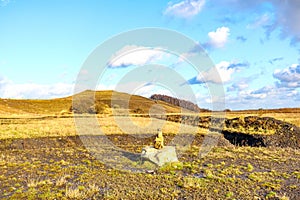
<box><xmin>0</xmin><ymin>90</ymin><xmax>185</xmax><ymax>115</ymax></box>
<box><xmin>263</xmin><ymin>112</ymin><xmax>300</xmax><ymax>127</ymax></box>
<box><xmin>0</xmin><ymin>109</ymin><xmax>298</xmax><ymax>140</ymax></box>
<box><xmin>26</xmin><ymin>176</ymin><xmax>52</xmax><ymax>188</ymax></box>
<box><xmin>65</xmin><ymin>186</ymin><xmax>86</xmax><ymax>199</ymax></box>
<box><xmin>55</xmin><ymin>175</ymin><xmax>68</xmax><ymax>187</ymax></box>
<box><xmin>225</xmin><ymin>111</ymin><xmax>300</xmax><ymax>127</ymax></box>
<box><xmin>0</xmin><ymin>98</ymin><xmax>72</xmax><ymax>115</ymax></box>
<box><xmin>65</xmin><ymin>183</ymin><xmax>100</xmax><ymax>199</ymax></box>
<box><xmin>0</xmin><ymin>117</ymin><xmax>77</xmax><ymax>139</ymax></box>
<box><xmin>1</xmin><ymin>91</ymin><xmax>299</xmax><ymax>199</ymax></box>
<box><xmin>0</xmin><ymin>115</ymin><xmax>211</xmax><ymax>140</ymax></box>
<box><xmin>1</xmin><ymin>137</ymin><xmax>299</xmax><ymax>199</ymax></box>
<box><xmin>98</xmin><ymin>116</ymin><xmax>208</xmax><ymax>135</ymax></box>
<box><xmin>26</xmin><ymin>177</ymin><xmax>41</xmax><ymax>188</ymax></box>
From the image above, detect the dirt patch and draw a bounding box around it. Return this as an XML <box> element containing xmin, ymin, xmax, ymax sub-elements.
<box><xmin>0</xmin><ymin>133</ymin><xmax>232</xmax><ymax>152</ymax></box>
<box><xmin>223</xmin><ymin>116</ymin><xmax>300</xmax><ymax>148</ymax></box>
<box><xmin>2</xmin><ymin>115</ymin><xmax>299</xmax><ymax>150</ymax></box>
<box><xmin>1</xmin><ymin>137</ymin><xmax>299</xmax><ymax>199</ymax></box>
<box><xmin>222</xmin><ymin>130</ymin><xmax>266</xmax><ymax>147</ymax></box>
<box><xmin>159</xmin><ymin>115</ymin><xmax>300</xmax><ymax>149</ymax></box>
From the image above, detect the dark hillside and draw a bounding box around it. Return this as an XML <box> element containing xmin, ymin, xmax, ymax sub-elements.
<box><xmin>150</xmin><ymin>94</ymin><xmax>210</xmax><ymax>112</ymax></box>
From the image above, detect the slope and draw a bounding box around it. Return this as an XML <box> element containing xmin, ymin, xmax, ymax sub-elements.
<box><xmin>0</xmin><ymin>90</ymin><xmax>187</xmax><ymax>115</ymax></box>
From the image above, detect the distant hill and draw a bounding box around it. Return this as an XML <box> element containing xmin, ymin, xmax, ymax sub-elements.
<box><xmin>150</xmin><ymin>94</ymin><xmax>210</xmax><ymax>112</ymax></box>
<box><xmin>71</xmin><ymin>90</ymin><xmax>184</xmax><ymax>114</ymax></box>
<box><xmin>0</xmin><ymin>90</ymin><xmax>299</xmax><ymax>115</ymax></box>
<box><xmin>0</xmin><ymin>90</ymin><xmax>184</xmax><ymax>115</ymax></box>
<box><xmin>0</xmin><ymin>97</ymin><xmax>72</xmax><ymax>115</ymax></box>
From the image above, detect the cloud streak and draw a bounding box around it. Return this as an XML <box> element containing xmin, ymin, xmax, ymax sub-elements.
<box><xmin>236</xmin><ymin>36</ymin><xmax>247</xmax><ymax>42</ymax></box>
<box><xmin>273</xmin><ymin>64</ymin><xmax>300</xmax><ymax>88</ymax></box>
<box><xmin>107</xmin><ymin>45</ymin><xmax>164</xmax><ymax>68</ymax></box>
<box><xmin>224</xmin><ymin>85</ymin><xmax>299</xmax><ymax>109</ymax></box>
<box><xmin>269</xmin><ymin>57</ymin><xmax>284</xmax><ymax>64</ymax></box>
<box><xmin>247</xmin><ymin>13</ymin><xmax>271</xmax><ymax>29</ymax></box>
<box><xmin>219</xmin><ymin>0</ymin><xmax>300</xmax><ymax>43</ymax></box>
<box><xmin>0</xmin><ymin>76</ymin><xmax>74</xmax><ymax>99</ymax></box>
<box><xmin>188</xmin><ymin>61</ymin><xmax>248</xmax><ymax>84</ymax></box>
<box><xmin>164</xmin><ymin>0</ymin><xmax>205</xmax><ymax>18</ymax></box>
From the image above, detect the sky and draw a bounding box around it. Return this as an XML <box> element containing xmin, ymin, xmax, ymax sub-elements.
<box><xmin>0</xmin><ymin>0</ymin><xmax>300</xmax><ymax>110</ymax></box>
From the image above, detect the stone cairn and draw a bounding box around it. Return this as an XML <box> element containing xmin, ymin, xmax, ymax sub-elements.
<box><xmin>141</xmin><ymin>128</ymin><xmax>178</xmax><ymax>166</ymax></box>
<box><xmin>154</xmin><ymin>129</ymin><xmax>164</xmax><ymax>149</ymax></box>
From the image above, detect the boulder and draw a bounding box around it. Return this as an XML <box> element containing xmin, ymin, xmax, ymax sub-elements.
<box><xmin>141</xmin><ymin>146</ymin><xmax>178</xmax><ymax>166</ymax></box>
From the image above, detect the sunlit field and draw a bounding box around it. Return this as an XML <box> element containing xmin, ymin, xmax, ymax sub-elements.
<box><xmin>0</xmin><ymin>100</ymin><xmax>299</xmax><ymax>199</ymax></box>
<box><xmin>0</xmin><ymin>91</ymin><xmax>300</xmax><ymax>199</ymax></box>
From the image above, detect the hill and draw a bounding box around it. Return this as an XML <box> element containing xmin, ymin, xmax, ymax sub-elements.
<box><xmin>71</xmin><ymin>90</ymin><xmax>185</xmax><ymax>114</ymax></box>
<box><xmin>0</xmin><ymin>90</ymin><xmax>185</xmax><ymax>115</ymax></box>
<box><xmin>0</xmin><ymin>97</ymin><xmax>72</xmax><ymax>115</ymax></box>
<box><xmin>0</xmin><ymin>90</ymin><xmax>299</xmax><ymax>116</ymax></box>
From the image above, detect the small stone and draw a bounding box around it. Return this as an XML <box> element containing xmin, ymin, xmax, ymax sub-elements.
<box><xmin>141</xmin><ymin>146</ymin><xmax>178</xmax><ymax>166</ymax></box>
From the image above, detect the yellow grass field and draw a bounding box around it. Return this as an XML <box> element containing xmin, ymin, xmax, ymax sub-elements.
<box><xmin>0</xmin><ymin>91</ymin><xmax>299</xmax><ymax>199</ymax></box>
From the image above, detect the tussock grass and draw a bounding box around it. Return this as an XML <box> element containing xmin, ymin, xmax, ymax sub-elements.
<box><xmin>226</xmin><ymin>110</ymin><xmax>300</xmax><ymax>127</ymax></box>
<box><xmin>0</xmin><ymin>91</ymin><xmax>299</xmax><ymax>199</ymax></box>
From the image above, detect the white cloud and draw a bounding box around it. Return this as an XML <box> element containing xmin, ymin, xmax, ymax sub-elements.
<box><xmin>196</xmin><ymin>61</ymin><xmax>237</xmax><ymax>84</ymax></box>
<box><xmin>224</xmin><ymin>84</ymin><xmax>300</xmax><ymax>109</ymax></box>
<box><xmin>239</xmin><ymin>90</ymin><xmax>267</xmax><ymax>100</ymax></box>
<box><xmin>113</xmin><ymin>81</ymin><xmax>174</xmax><ymax>98</ymax></box>
<box><xmin>164</xmin><ymin>0</ymin><xmax>205</xmax><ymax>18</ymax></box>
<box><xmin>0</xmin><ymin>77</ymin><xmax>74</xmax><ymax>99</ymax></box>
<box><xmin>96</xmin><ymin>84</ymin><xmax>115</xmax><ymax>91</ymax></box>
<box><xmin>207</xmin><ymin>27</ymin><xmax>230</xmax><ymax>48</ymax></box>
<box><xmin>273</xmin><ymin>64</ymin><xmax>300</xmax><ymax>88</ymax></box>
<box><xmin>108</xmin><ymin>45</ymin><xmax>164</xmax><ymax>68</ymax></box>
<box><xmin>227</xmin><ymin>81</ymin><xmax>249</xmax><ymax>92</ymax></box>
<box><xmin>287</xmin><ymin>90</ymin><xmax>298</xmax><ymax>97</ymax></box>
<box><xmin>134</xmin><ymin>83</ymin><xmax>174</xmax><ymax>98</ymax></box>
<box><xmin>0</xmin><ymin>75</ymin><xmax>10</xmax><ymax>86</ymax></box>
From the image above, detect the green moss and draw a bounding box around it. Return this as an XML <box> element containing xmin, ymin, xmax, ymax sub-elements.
<box><xmin>262</xmin><ymin>182</ymin><xmax>281</xmax><ymax>190</ymax></box>
<box><xmin>159</xmin><ymin>162</ymin><xmax>184</xmax><ymax>173</ymax></box>
<box><xmin>180</xmin><ymin>177</ymin><xmax>208</xmax><ymax>189</ymax></box>
<box><xmin>225</xmin><ymin>191</ymin><xmax>234</xmax><ymax>198</ymax></box>
<box><xmin>204</xmin><ymin>169</ymin><xmax>214</xmax><ymax>179</ymax></box>
<box><xmin>266</xmin><ymin>191</ymin><xmax>277</xmax><ymax>198</ymax></box>
<box><xmin>246</xmin><ymin>163</ymin><xmax>254</xmax><ymax>172</ymax></box>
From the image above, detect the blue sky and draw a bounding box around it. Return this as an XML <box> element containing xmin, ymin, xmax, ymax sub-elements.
<box><xmin>0</xmin><ymin>0</ymin><xmax>300</xmax><ymax>110</ymax></box>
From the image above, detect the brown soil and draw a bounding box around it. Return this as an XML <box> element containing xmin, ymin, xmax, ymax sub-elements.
<box><xmin>0</xmin><ymin>133</ymin><xmax>232</xmax><ymax>152</ymax></box>
<box><xmin>0</xmin><ymin>134</ymin><xmax>299</xmax><ymax>199</ymax></box>
<box><xmin>159</xmin><ymin>115</ymin><xmax>300</xmax><ymax>149</ymax></box>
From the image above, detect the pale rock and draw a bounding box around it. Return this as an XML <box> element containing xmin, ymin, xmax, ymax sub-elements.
<box><xmin>141</xmin><ymin>146</ymin><xmax>178</xmax><ymax>166</ymax></box>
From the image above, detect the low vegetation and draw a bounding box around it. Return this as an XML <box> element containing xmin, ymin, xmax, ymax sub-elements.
<box><xmin>0</xmin><ymin>90</ymin><xmax>299</xmax><ymax>199</ymax></box>
<box><xmin>1</xmin><ymin>139</ymin><xmax>299</xmax><ymax>199</ymax></box>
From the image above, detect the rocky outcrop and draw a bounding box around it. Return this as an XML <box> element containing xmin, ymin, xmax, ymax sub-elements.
<box><xmin>150</xmin><ymin>94</ymin><xmax>210</xmax><ymax>112</ymax></box>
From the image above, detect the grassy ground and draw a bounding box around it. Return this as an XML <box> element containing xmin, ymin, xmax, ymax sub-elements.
<box><xmin>0</xmin><ymin>113</ymin><xmax>299</xmax><ymax>199</ymax></box>
<box><xmin>0</xmin><ymin>142</ymin><xmax>299</xmax><ymax>199</ymax></box>
<box><xmin>0</xmin><ymin>92</ymin><xmax>299</xmax><ymax>199</ymax></box>
<box><xmin>0</xmin><ymin>116</ymin><xmax>209</xmax><ymax>140</ymax></box>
